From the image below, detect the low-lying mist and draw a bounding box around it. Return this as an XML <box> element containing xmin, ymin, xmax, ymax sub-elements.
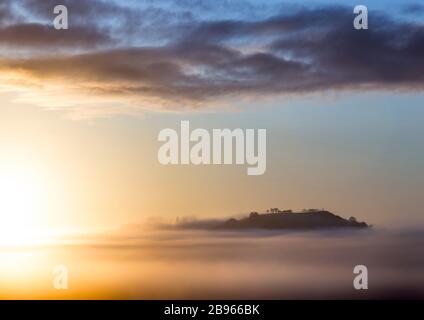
<box><xmin>1</xmin><ymin>227</ymin><xmax>423</xmax><ymax>299</ymax></box>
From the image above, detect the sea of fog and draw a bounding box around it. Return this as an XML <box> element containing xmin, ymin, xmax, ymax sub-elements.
<box><xmin>1</xmin><ymin>228</ymin><xmax>423</xmax><ymax>299</ymax></box>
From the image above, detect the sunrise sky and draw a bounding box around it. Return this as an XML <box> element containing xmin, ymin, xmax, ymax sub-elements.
<box><xmin>0</xmin><ymin>0</ymin><xmax>424</xmax><ymax>241</ymax></box>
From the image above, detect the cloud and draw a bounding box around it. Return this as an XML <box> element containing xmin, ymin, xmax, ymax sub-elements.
<box><xmin>402</xmin><ymin>3</ymin><xmax>424</xmax><ymax>15</ymax></box>
<box><xmin>0</xmin><ymin>2</ymin><xmax>423</xmax><ymax>116</ymax></box>
<box><xmin>0</xmin><ymin>23</ymin><xmax>111</xmax><ymax>48</ymax></box>
<box><xmin>0</xmin><ymin>2</ymin><xmax>14</xmax><ymax>25</ymax></box>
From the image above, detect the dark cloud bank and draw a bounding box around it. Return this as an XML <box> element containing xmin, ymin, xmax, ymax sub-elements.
<box><xmin>0</xmin><ymin>1</ymin><xmax>423</xmax><ymax>110</ymax></box>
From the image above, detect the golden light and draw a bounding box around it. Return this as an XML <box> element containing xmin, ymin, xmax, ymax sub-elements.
<box><xmin>0</xmin><ymin>163</ymin><xmax>49</xmax><ymax>246</ymax></box>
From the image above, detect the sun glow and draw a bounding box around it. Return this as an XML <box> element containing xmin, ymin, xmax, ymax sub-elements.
<box><xmin>0</xmin><ymin>163</ymin><xmax>49</xmax><ymax>246</ymax></box>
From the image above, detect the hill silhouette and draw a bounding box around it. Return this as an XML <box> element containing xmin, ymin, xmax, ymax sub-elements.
<box><xmin>217</xmin><ymin>209</ymin><xmax>368</xmax><ymax>230</ymax></box>
<box><xmin>176</xmin><ymin>209</ymin><xmax>368</xmax><ymax>231</ymax></box>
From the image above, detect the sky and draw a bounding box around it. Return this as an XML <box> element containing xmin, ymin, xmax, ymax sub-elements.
<box><xmin>0</xmin><ymin>0</ymin><xmax>423</xmax><ymax>233</ymax></box>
